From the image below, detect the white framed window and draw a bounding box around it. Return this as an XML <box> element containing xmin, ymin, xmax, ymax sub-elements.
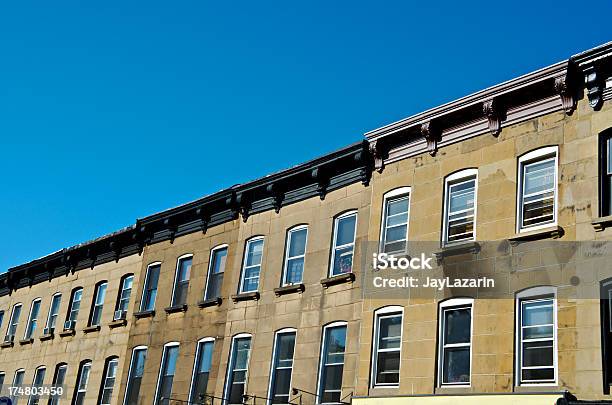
<box><xmin>27</xmin><ymin>366</ymin><xmax>46</xmax><ymax>405</ymax></box>
<box><xmin>380</xmin><ymin>188</ymin><xmax>411</xmax><ymax>254</ymax></box>
<box><xmin>204</xmin><ymin>245</ymin><xmax>227</xmax><ymax>301</ymax></box>
<box><xmin>330</xmin><ymin>211</ymin><xmax>357</xmax><ymax>277</ymax></box>
<box><xmin>438</xmin><ymin>298</ymin><xmax>473</xmax><ymax>386</ymax></box>
<box><xmin>171</xmin><ymin>255</ymin><xmax>193</xmax><ymax>307</ymax></box>
<box><xmin>116</xmin><ymin>274</ymin><xmax>134</xmax><ymax>316</ymax></box>
<box><xmin>0</xmin><ymin>372</ymin><xmax>5</xmax><ymax>393</ymax></box>
<box><xmin>24</xmin><ymin>298</ymin><xmax>42</xmax><ymax>340</ymax></box>
<box><xmin>5</xmin><ymin>303</ymin><xmax>22</xmax><ymax>340</ymax></box>
<box><xmin>189</xmin><ymin>338</ymin><xmax>215</xmax><ymax>404</ymax></box>
<box><xmin>223</xmin><ymin>333</ymin><xmax>252</xmax><ymax>405</ymax></box>
<box><xmin>98</xmin><ymin>357</ymin><xmax>118</xmax><ymax>405</ymax></box>
<box><xmin>443</xmin><ymin>170</ymin><xmax>477</xmax><ymax>246</ymax></box>
<box><xmin>89</xmin><ymin>282</ymin><xmax>107</xmax><ymax>327</ymax></box>
<box><xmin>49</xmin><ymin>363</ymin><xmax>67</xmax><ymax>405</ymax></box>
<box><xmin>282</xmin><ymin>226</ymin><xmax>308</xmax><ymax>286</ymax></box>
<box><xmin>140</xmin><ymin>262</ymin><xmax>161</xmax><ymax>312</ymax></box>
<box><xmin>154</xmin><ymin>342</ymin><xmax>180</xmax><ymax>405</ymax></box>
<box><xmin>11</xmin><ymin>369</ymin><xmax>25</xmax><ymax>405</ymax></box>
<box><xmin>267</xmin><ymin>328</ymin><xmax>297</xmax><ymax>404</ymax></box>
<box><xmin>517</xmin><ymin>146</ymin><xmax>558</xmax><ymax>232</ymax></box>
<box><xmin>239</xmin><ymin>238</ymin><xmax>264</xmax><ymax>293</ymax></box>
<box><xmin>73</xmin><ymin>360</ymin><xmax>92</xmax><ymax>405</ymax></box>
<box><xmin>516</xmin><ymin>286</ymin><xmax>557</xmax><ymax>385</ymax></box>
<box><xmin>317</xmin><ymin>322</ymin><xmax>347</xmax><ymax>404</ymax></box>
<box><xmin>123</xmin><ymin>346</ymin><xmax>147</xmax><ymax>405</ymax></box>
<box><xmin>372</xmin><ymin>307</ymin><xmax>403</xmax><ymax>387</ymax></box>
<box><xmin>65</xmin><ymin>287</ymin><xmax>83</xmax><ymax>329</ymax></box>
<box><xmin>45</xmin><ymin>293</ymin><xmax>62</xmax><ymax>334</ymax></box>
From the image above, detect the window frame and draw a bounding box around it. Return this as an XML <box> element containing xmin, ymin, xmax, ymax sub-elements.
<box><xmin>97</xmin><ymin>356</ymin><xmax>119</xmax><ymax>405</ymax></box>
<box><xmin>515</xmin><ymin>286</ymin><xmax>558</xmax><ymax>386</ymax></box>
<box><xmin>282</xmin><ymin>226</ymin><xmax>309</xmax><ymax>286</ymax></box>
<box><xmin>267</xmin><ymin>328</ymin><xmax>297</xmax><ymax>404</ymax></box>
<box><xmin>204</xmin><ymin>245</ymin><xmax>228</xmax><ymax>301</ymax></box>
<box><xmin>329</xmin><ymin>211</ymin><xmax>358</xmax><ymax>277</ymax></box>
<box><xmin>122</xmin><ymin>346</ymin><xmax>148</xmax><ymax>405</ymax></box>
<box><xmin>154</xmin><ymin>341</ymin><xmax>180</xmax><ymax>405</ymax></box>
<box><xmin>170</xmin><ymin>254</ymin><xmax>193</xmax><ymax>307</ymax></box>
<box><xmin>599</xmin><ymin>130</ymin><xmax>612</xmax><ymax>217</ymax></box>
<box><xmin>516</xmin><ymin>146</ymin><xmax>559</xmax><ymax>233</ymax></box>
<box><xmin>379</xmin><ymin>188</ymin><xmax>411</xmax><ymax>254</ymax></box>
<box><xmin>72</xmin><ymin>360</ymin><xmax>92</xmax><ymax>405</ymax></box>
<box><xmin>316</xmin><ymin>321</ymin><xmax>348</xmax><ymax>404</ymax></box>
<box><xmin>12</xmin><ymin>368</ymin><xmax>25</xmax><ymax>405</ymax></box>
<box><xmin>6</xmin><ymin>303</ymin><xmax>22</xmax><ymax>340</ymax></box>
<box><xmin>65</xmin><ymin>287</ymin><xmax>83</xmax><ymax>329</ymax></box>
<box><xmin>24</xmin><ymin>298</ymin><xmax>42</xmax><ymax>340</ymax></box>
<box><xmin>115</xmin><ymin>274</ymin><xmax>134</xmax><ymax>317</ymax></box>
<box><xmin>239</xmin><ymin>237</ymin><xmax>265</xmax><ymax>294</ymax></box>
<box><xmin>27</xmin><ymin>365</ymin><xmax>46</xmax><ymax>405</ymax></box>
<box><xmin>442</xmin><ymin>170</ymin><xmax>478</xmax><ymax>246</ymax></box>
<box><xmin>140</xmin><ymin>262</ymin><xmax>161</xmax><ymax>312</ymax></box>
<box><xmin>437</xmin><ymin>298</ymin><xmax>474</xmax><ymax>387</ymax></box>
<box><xmin>89</xmin><ymin>281</ymin><xmax>108</xmax><ymax>327</ymax></box>
<box><xmin>371</xmin><ymin>306</ymin><xmax>403</xmax><ymax>388</ymax></box>
<box><xmin>188</xmin><ymin>337</ymin><xmax>216</xmax><ymax>405</ymax></box>
<box><xmin>223</xmin><ymin>333</ymin><xmax>253</xmax><ymax>405</ymax></box>
<box><xmin>44</xmin><ymin>293</ymin><xmax>62</xmax><ymax>334</ymax></box>
<box><xmin>49</xmin><ymin>363</ymin><xmax>68</xmax><ymax>405</ymax></box>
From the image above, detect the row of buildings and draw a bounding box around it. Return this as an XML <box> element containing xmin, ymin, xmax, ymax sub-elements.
<box><xmin>1</xmin><ymin>42</ymin><xmax>612</xmax><ymax>405</ymax></box>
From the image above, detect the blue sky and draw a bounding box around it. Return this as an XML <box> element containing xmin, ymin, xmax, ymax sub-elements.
<box><xmin>0</xmin><ymin>1</ymin><xmax>610</xmax><ymax>271</ymax></box>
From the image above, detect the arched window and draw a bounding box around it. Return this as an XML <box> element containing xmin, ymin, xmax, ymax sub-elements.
<box><xmin>380</xmin><ymin>188</ymin><xmax>411</xmax><ymax>254</ymax></box>
<box><xmin>437</xmin><ymin>298</ymin><xmax>473</xmax><ymax>386</ymax></box>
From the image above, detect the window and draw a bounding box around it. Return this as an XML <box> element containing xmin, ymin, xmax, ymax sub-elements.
<box><xmin>223</xmin><ymin>334</ymin><xmax>252</xmax><ymax>405</ymax></box>
<box><xmin>282</xmin><ymin>226</ymin><xmax>308</xmax><ymax>286</ymax></box>
<box><xmin>438</xmin><ymin>298</ymin><xmax>473</xmax><ymax>386</ymax></box>
<box><xmin>12</xmin><ymin>369</ymin><xmax>25</xmax><ymax>405</ymax></box>
<box><xmin>154</xmin><ymin>342</ymin><xmax>180</xmax><ymax>405</ymax></box>
<box><xmin>372</xmin><ymin>307</ymin><xmax>402</xmax><ymax>387</ymax></box>
<box><xmin>123</xmin><ymin>346</ymin><xmax>147</xmax><ymax>405</ymax></box>
<box><xmin>517</xmin><ymin>147</ymin><xmax>558</xmax><ymax>232</ymax></box>
<box><xmin>268</xmin><ymin>329</ymin><xmax>296</xmax><ymax>404</ymax></box>
<box><xmin>115</xmin><ymin>275</ymin><xmax>133</xmax><ymax>319</ymax></box>
<box><xmin>141</xmin><ymin>263</ymin><xmax>161</xmax><ymax>312</ymax></box>
<box><xmin>171</xmin><ymin>255</ymin><xmax>192</xmax><ymax>307</ymax></box>
<box><xmin>188</xmin><ymin>338</ymin><xmax>215</xmax><ymax>404</ymax></box>
<box><xmin>317</xmin><ymin>322</ymin><xmax>347</xmax><ymax>404</ymax></box>
<box><xmin>599</xmin><ymin>130</ymin><xmax>612</xmax><ymax>216</ymax></box>
<box><xmin>204</xmin><ymin>246</ymin><xmax>227</xmax><ymax>301</ymax></box>
<box><xmin>5</xmin><ymin>303</ymin><xmax>22</xmax><ymax>341</ymax></box>
<box><xmin>602</xmin><ymin>279</ymin><xmax>612</xmax><ymax>393</ymax></box>
<box><xmin>73</xmin><ymin>361</ymin><xmax>92</xmax><ymax>405</ymax></box>
<box><xmin>24</xmin><ymin>298</ymin><xmax>42</xmax><ymax>340</ymax></box>
<box><xmin>98</xmin><ymin>357</ymin><xmax>118</xmax><ymax>405</ymax></box>
<box><xmin>330</xmin><ymin>212</ymin><xmax>357</xmax><ymax>276</ymax></box>
<box><xmin>45</xmin><ymin>294</ymin><xmax>62</xmax><ymax>334</ymax></box>
<box><xmin>0</xmin><ymin>372</ymin><xmax>4</xmax><ymax>393</ymax></box>
<box><xmin>89</xmin><ymin>282</ymin><xmax>107</xmax><ymax>327</ymax></box>
<box><xmin>27</xmin><ymin>366</ymin><xmax>46</xmax><ymax>405</ymax></box>
<box><xmin>516</xmin><ymin>287</ymin><xmax>557</xmax><ymax>385</ymax></box>
<box><xmin>49</xmin><ymin>363</ymin><xmax>67</xmax><ymax>405</ymax></box>
<box><xmin>239</xmin><ymin>238</ymin><xmax>264</xmax><ymax>293</ymax></box>
<box><xmin>443</xmin><ymin>170</ymin><xmax>477</xmax><ymax>245</ymax></box>
<box><xmin>0</xmin><ymin>311</ymin><xmax>5</xmax><ymax>331</ymax></box>
<box><xmin>65</xmin><ymin>288</ymin><xmax>83</xmax><ymax>330</ymax></box>
<box><xmin>380</xmin><ymin>188</ymin><xmax>410</xmax><ymax>253</ymax></box>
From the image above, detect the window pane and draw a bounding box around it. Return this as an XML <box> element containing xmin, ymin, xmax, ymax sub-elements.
<box><xmin>48</xmin><ymin>295</ymin><xmax>61</xmax><ymax>330</ymax></box>
<box><xmin>522</xmin><ymin>300</ymin><xmax>553</xmax><ymax>327</ymax></box>
<box><xmin>26</xmin><ymin>300</ymin><xmax>41</xmax><ymax>339</ymax></box>
<box><xmin>522</xmin><ymin>325</ymin><xmax>553</xmax><ymax>340</ymax></box>
<box><xmin>178</xmin><ymin>257</ymin><xmax>192</xmax><ymax>282</ymax></box>
<box><xmin>157</xmin><ymin>346</ymin><xmax>179</xmax><ymax>404</ymax></box>
<box><xmin>522</xmin><ymin>159</ymin><xmax>555</xmax><ymax>228</ymax></box>
<box><xmin>49</xmin><ymin>365</ymin><xmax>67</xmax><ymax>405</ymax></box>
<box><xmin>321</xmin><ymin>365</ymin><xmax>342</xmax><ymax>403</ymax></box>
<box><xmin>524</xmin><ymin>159</ymin><xmax>555</xmax><ymax>194</ymax></box>
<box><xmin>387</xmin><ymin>198</ymin><xmax>409</xmax><ymax>217</ymax></box>
<box><xmin>205</xmin><ymin>273</ymin><xmax>223</xmax><ymax>300</ymax></box>
<box><xmin>522</xmin><ymin>341</ymin><xmax>553</xmax><ymax>367</ymax></box>
<box><xmin>190</xmin><ymin>341</ymin><xmax>214</xmax><ymax>403</ymax></box>
<box><xmin>319</xmin><ymin>325</ymin><xmax>346</xmax><ymax>402</ymax></box>
<box><xmin>332</xmin><ymin>245</ymin><xmax>353</xmax><ymax>275</ymax></box>
<box><xmin>226</xmin><ymin>337</ymin><xmax>251</xmax><ymax>405</ymax></box>
<box><xmin>288</xmin><ymin>228</ymin><xmax>307</xmax><ymax>257</ymax></box>
<box><xmin>336</xmin><ymin>215</ymin><xmax>356</xmax><ymax>246</ymax></box>
<box><xmin>126</xmin><ymin>349</ymin><xmax>147</xmax><ymax>405</ymax></box>
<box><xmin>246</xmin><ymin>240</ymin><xmax>264</xmax><ymax>267</ymax></box>
<box><xmin>449</xmin><ymin>180</ymin><xmax>475</xmax><ymax>213</ymax></box>
<box><xmin>444</xmin><ymin>307</ymin><xmax>471</xmax><ymax>345</ymax></box>
<box><xmin>384</xmin><ymin>225</ymin><xmax>407</xmax><ymax>243</ymax></box>
<box><xmin>379</xmin><ymin>316</ymin><xmax>401</xmax><ymax>350</ymax></box>
<box><xmin>376</xmin><ymin>352</ymin><xmax>400</xmax><ymax>384</ymax></box>
<box><xmin>212</xmin><ymin>248</ymin><xmax>227</xmax><ymax>274</ymax></box>
<box><xmin>285</xmin><ymin>258</ymin><xmax>304</xmax><ymax>284</ymax></box>
<box><xmin>271</xmin><ymin>332</ymin><xmax>295</xmax><ymax>403</ymax></box>
<box><xmin>443</xmin><ymin>347</ymin><xmax>470</xmax><ymax>384</ymax></box>
<box><xmin>143</xmin><ymin>265</ymin><xmax>160</xmax><ymax>311</ymax></box>
<box><xmin>522</xmin><ymin>368</ymin><xmax>554</xmax><ymax>381</ymax></box>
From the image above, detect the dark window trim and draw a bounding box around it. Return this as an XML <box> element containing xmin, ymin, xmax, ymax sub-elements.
<box><xmin>96</xmin><ymin>355</ymin><xmax>119</xmax><ymax>405</ymax></box>
<box><xmin>115</xmin><ymin>274</ymin><xmax>134</xmax><ymax>313</ymax></box>
<box><xmin>88</xmin><ymin>281</ymin><xmax>108</xmax><ymax>327</ymax></box>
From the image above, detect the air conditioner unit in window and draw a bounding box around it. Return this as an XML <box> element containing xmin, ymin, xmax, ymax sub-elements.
<box><xmin>64</xmin><ymin>320</ymin><xmax>75</xmax><ymax>330</ymax></box>
<box><xmin>113</xmin><ymin>310</ymin><xmax>126</xmax><ymax>321</ymax></box>
<box><xmin>3</xmin><ymin>335</ymin><xmax>14</xmax><ymax>343</ymax></box>
<box><xmin>43</xmin><ymin>327</ymin><xmax>54</xmax><ymax>335</ymax></box>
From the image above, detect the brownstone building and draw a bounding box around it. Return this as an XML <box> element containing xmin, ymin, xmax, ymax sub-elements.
<box><xmin>0</xmin><ymin>42</ymin><xmax>611</xmax><ymax>405</ymax></box>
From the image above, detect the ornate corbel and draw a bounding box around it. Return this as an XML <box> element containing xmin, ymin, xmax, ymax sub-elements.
<box><xmin>163</xmin><ymin>218</ymin><xmax>177</xmax><ymax>244</ymax></box>
<box><xmin>583</xmin><ymin>64</ymin><xmax>604</xmax><ymax>111</ymax></box>
<box><xmin>86</xmin><ymin>247</ymin><xmax>97</xmax><ymax>269</ymax></box>
<box><xmin>109</xmin><ymin>241</ymin><xmax>122</xmax><ymax>263</ymax></box>
<box><xmin>225</xmin><ymin>192</ymin><xmax>240</xmax><ymax>220</ymax></box>
<box><xmin>63</xmin><ymin>253</ymin><xmax>76</xmax><ymax>274</ymax></box>
<box><xmin>354</xmin><ymin>143</ymin><xmax>372</xmax><ymax>186</ymax></box>
<box><xmin>483</xmin><ymin>99</ymin><xmax>502</xmax><ymax>136</ymax></box>
<box><xmin>311</xmin><ymin>167</ymin><xmax>329</xmax><ymax>200</ymax></box>
<box><xmin>266</xmin><ymin>183</ymin><xmax>284</xmax><ymax>213</ymax></box>
<box><xmin>195</xmin><ymin>207</ymin><xmax>209</xmax><ymax>234</ymax></box>
<box><xmin>368</xmin><ymin>140</ymin><xmax>386</xmax><ymax>173</ymax></box>
<box><xmin>421</xmin><ymin>121</ymin><xmax>441</xmax><ymax>156</ymax></box>
<box><xmin>554</xmin><ymin>73</ymin><xmax>577</xmax><ymax>115</ymax></box>
<box><xmin>236</xmin><ymin>193</ymin><xmax>250</xmax><ymax>223</ymax></box>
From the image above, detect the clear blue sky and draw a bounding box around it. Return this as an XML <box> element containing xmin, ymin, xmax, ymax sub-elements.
<box><xmin>0</xmin><ymin>1</ymin><xmax>610</xmax><ymax>271</ymax></box>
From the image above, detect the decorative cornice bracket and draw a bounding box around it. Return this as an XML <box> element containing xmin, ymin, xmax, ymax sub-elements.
<box><xmin>266</xmin><ymin>183</ymin><xmax>285</xmax><ymax>214</ymax></box>
<box><xmin>311</xmin><ymin>167</ymin><xmax>329</xmax><ymax>200</ymax></box>
<box><xmin>554</xmin><ymin>72</ymin><xmax>577</xmax><ymax>115</ymax></box>
<box><xmin>195</xmin><ymin>207</ymin><xmax>209</xmax><ymax>234</ymax></box>
<box><xmin>421</xmin><ymin>121</ymin><xmax>441</xmax><ymax>156</ymax></box>
<box><xmin>482</xmin><ymin>99</ymin><xmax>503</xmax><ymax>136</ymax></box>
<box><xmin>583</xmin><ymin>64</ymin><xmax>604</xmax><ymax>111</ymax></box>
<box><xmin>236</xmin><ymin>193</ymin><xmax>250</xmax><ymax>223</ymax></box>
<box><xmin>368</xmin><ymin>140</ymin><xmax>386</xmax><ymax>173</ymax></box>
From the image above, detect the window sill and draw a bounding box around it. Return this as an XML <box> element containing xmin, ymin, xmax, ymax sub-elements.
<box><xmin>109</xmin><ymin>319</ymin><xmax>127</xmax><ymax>328</ymax></box>
<box><xmin>59</xmin><ymin>329</ymin><xmax>75</xmax><ymax>337</ymax></box>
<box><xmin>19</xmin><ymin>338</ymin><xmax>34</xmax><ymax>346</ymax></box>
<box><xmin>198</xmin><ymin>297</ymin><xmax>223</xmax><ymax>308</ymax></box>
<box><xmin>164</xmin><ymin>304</ymin><xmax>188</xmax><ymax>314</ymax></box>
<box><xmin>0</xmin><ymin>341</ymin><xmax>14</xmax><ymax>348</ymax></box>
<box><xmin>232</xmin><ymin>292</ymin><xmax>260</xmax><ymax>302</ymax></box>
<box><xmin>82</xmin><ymin>325</ymin><xmax>100</xmax><ymax>334</ymax></box>
<box><xmin>274</xmin><ymin>284</ymin><xmax>305</xmax><ymax>296</ymax></box>
<box><xmin>321</xmin><ymin>272</ymin><xmax>355</xmax><ymax>288</ymax></box>
<box><xmin>434</xmin><ymin>241</ymin><xmax>480</xmax><ymax>261</ymax></box>
<box><xmin>39</xmin><ymin>333</ymin><xmax>54</xmax><ymax>342</ymax></box>
<box><xmin>592</xmin><ymin>215</ymin><xmax>612</xmax><ymax>231</ymax></box>
<box><xmin>134</xmin><ymin>310</ymin><xmax>155</xmax><ymax>319</ymax></box>
<box><xmin>508</xmin><ymin>225</ymin><xmax>564</xmax><ymax>243</ymax></box>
